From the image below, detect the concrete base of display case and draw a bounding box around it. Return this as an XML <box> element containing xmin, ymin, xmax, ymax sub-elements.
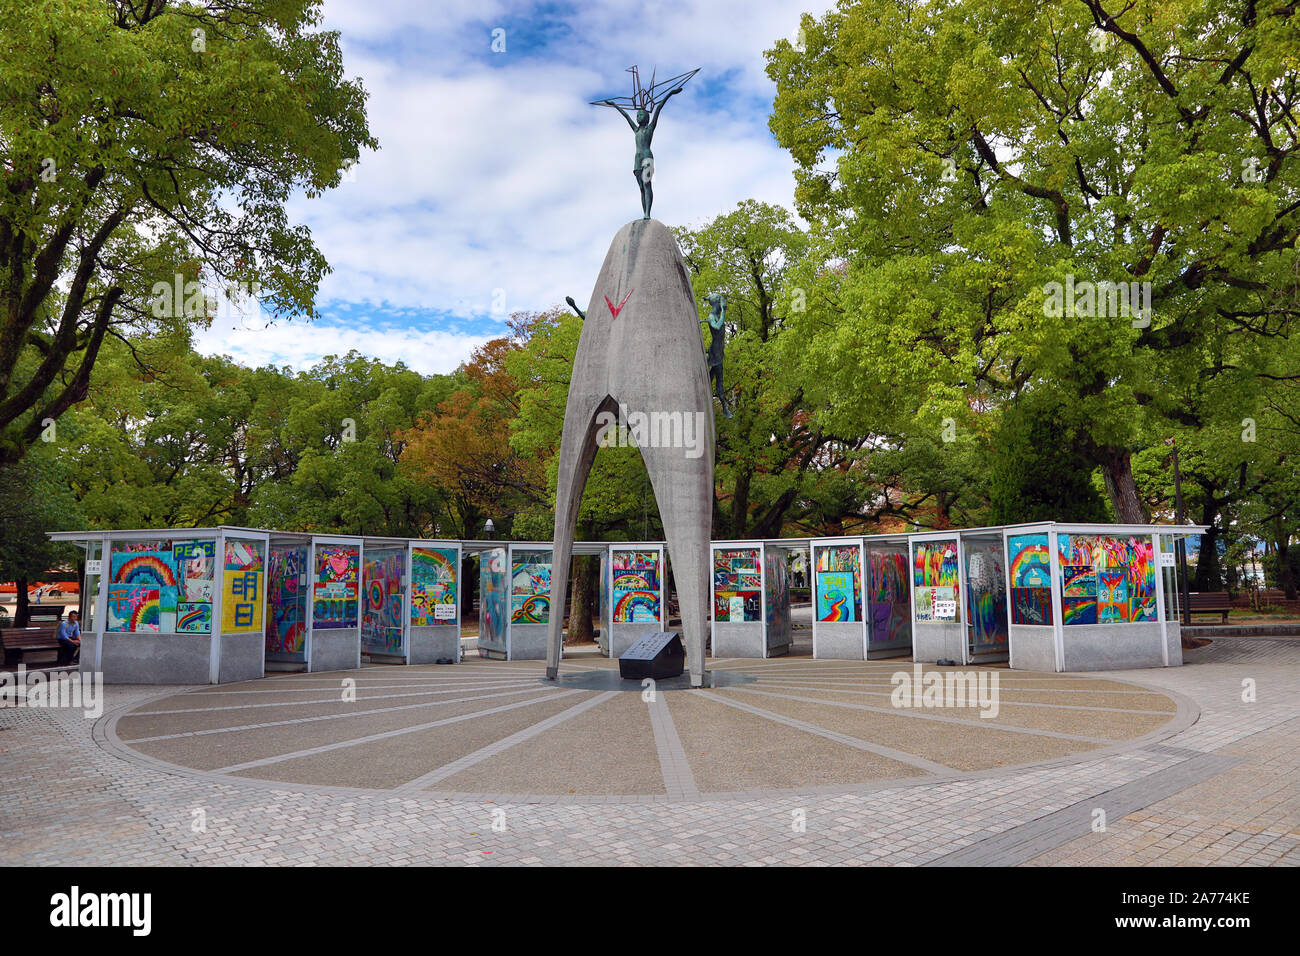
<box><xmin>308</xmin><ymin>628</ymin><xmax>361</xmax><ymax>673</ymax></box>
<box><xmin>711</xmin><ymin>621</ymin><xmax>764</xmax><ymax>658</ymax></box>
<box><xmin>508</xmin><ymin>622</ymin><xmax>548</xmax><ymax>660</ymax></box>
<box><xmin>814</xmin><ymin>621</ymin><xmax>865</xmax><ymax>659</ymax></box>
<box><xmin>408</xmin><ymin>625</ymin><xmax>459</xmax><ymax>664</ymax></box>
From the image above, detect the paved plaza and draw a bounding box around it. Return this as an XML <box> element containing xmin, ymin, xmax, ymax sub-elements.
<box><xmin>2</xmin><ymin>637</ymin><xmax>1297</xmax><ymax>865</ymax></box>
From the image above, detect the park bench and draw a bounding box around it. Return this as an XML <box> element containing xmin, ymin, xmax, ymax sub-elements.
<box><xmin>26</xmin><ymin>606</ymin><xmax>66</xmax><ymax>624</ymax></box>
<box><xmin>1</xmin><ymin>626</ymin><xmax>61</xmax><ymax>666</ymax></box>
<box><xmin>1256</xmin><ymin>588</ymin><xmax>1300</xmax><ymax>610</ymax></box>
<box><xmin>1188</xmin><ymin>592</ymin><xmax>1231</xmax><ymax>623</ymax></box>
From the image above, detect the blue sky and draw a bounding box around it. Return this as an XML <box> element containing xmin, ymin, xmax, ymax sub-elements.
<box><xmin>194</xmin><ymin>0</ymin><xmax>833</xmax><ymax>375</ymax></box>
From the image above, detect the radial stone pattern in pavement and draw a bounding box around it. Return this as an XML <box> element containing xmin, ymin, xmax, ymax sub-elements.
<box><xmin>107</xmin><ymin>656</ymin><xmax>1190</xmax><ymax>800</ymax></box>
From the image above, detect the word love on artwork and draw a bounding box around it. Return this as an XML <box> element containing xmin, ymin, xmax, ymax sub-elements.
<box><xmin>314</xmin><ymin>546</ymin><xmax>360</xmax><ymax>629</ymax></box>
<box><xmin>107</xmin><ymin>538</ymin><xmax>216</xmax><ymax>634</ymax></box>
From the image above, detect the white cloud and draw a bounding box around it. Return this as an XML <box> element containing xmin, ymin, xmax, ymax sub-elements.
<box><xmin>197</xmin><ymin>0</ymin><xmax>834</xmax><ymax>372</ymax></box>
<box><xmin>194</xmin><ymin>315</ymin><xmax>493</xmax><ymax>376</ymax></box>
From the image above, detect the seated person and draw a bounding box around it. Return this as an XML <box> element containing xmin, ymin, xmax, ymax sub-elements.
<box><xmin>56</xmin><ymin>610</ymin><xmax>81</xmax><ymax>665</ymax></box>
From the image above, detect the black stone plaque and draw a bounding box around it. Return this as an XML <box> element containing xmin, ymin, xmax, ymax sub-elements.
<box><xmin>618</xmin><ymin>631</ymin><xmax>685</xmax><ymax>680</ymax></box>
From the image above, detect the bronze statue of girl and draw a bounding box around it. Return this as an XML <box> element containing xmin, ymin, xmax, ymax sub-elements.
<box><xmin>592</xmin><ymin>67</ymin><xmax>698</xmax><ymax>220</ymax></box>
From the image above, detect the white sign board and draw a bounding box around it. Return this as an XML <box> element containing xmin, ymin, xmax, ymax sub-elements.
<box><xmin>85</xmin><ymin>560</ymin><xmax>102</xmax><ymax>576</ymax></box>
<box><xmin>934</xmin><ymin>600</ymin><xmax>957</xmax><ymax>620</ymax></box>
<box><xmin>1159</xmin><ymin>551</ymin><xmax>1176</xmax><ymax>568</ymax></box>
<box><xmin>433</xmin><ymin>604</ymin><xmax>456</xmax><ymax>620</ymax></box>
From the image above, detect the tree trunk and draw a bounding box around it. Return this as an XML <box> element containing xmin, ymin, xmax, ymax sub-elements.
<box><xmin>935</xmin><ymin>492</ymin><xmax>954</xmax><ymax>529</ymax></box>
<box><xmin>14</xmin><ymin>575</ymin><xmax>29</xmax><ymax>627</ymax></box>
<box><xmin>1193</xmin><ymin>529</ymin><xmax>1222</xmax><ymax>592</ymax></box>
<box><xmin>1277</xmin><ymin>538</ymin><xmax>1297</xmax><ymax>600</ymax></box>
<box><xmin>730</xmin><ymin>466</ymin><xmax>752</xmax><ymax>538</ymax></box>
<box><xmin>1099</xmin><ymin>446</ymin><xmax>1148</xmax><ymax>523</ymax></box>
<box><xmin>567</xmin><ymin>555</ymin><xmax>595</xmax><ymax>644</ymax></box>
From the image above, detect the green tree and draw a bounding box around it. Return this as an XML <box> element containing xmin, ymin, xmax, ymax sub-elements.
<box><xmin>402</xmin><ymin>332</ymin><xmax>547</xmax><ymax>541</ymax></box>
<box><xmin>59</xmin><ymin>337</ymin><xmax>259</xmax><ymax>528</ymax></box>
<box><xmin>0</xmin><ymin>0</ymin><xmax>375</xmax><ymax>462</ymax></box>
<box><xmin>675</xmin><ymin>201</ymin><xmax>830</xmax><ymax>538</ymax></box>
<box><xmin>766</xmin><ymin>0</ymin><xmax>1300</xmax><ymax>523</ymax></box>
<box><xmin>988</xmin><ymin>389</ymin><xmax>1110</xmax><ymax>522</ymax></box>
<box><xmin>251</xmin><ymin>352</ymin><xmax>453</xmax><ymax>537</ymax></box>
<box><xmin>0</xmin><ymin>443</ymin><xmax>82</xmax><ymax>625</ymax></box>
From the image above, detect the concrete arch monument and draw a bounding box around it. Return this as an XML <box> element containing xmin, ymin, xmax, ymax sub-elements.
<box><xmin>545</xmin><ymin>218</ymin><xmax>715</xmax><ymax>686</ymax></box>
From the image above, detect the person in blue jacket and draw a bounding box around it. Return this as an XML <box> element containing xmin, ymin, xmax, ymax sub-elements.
<box><xmin>56</xmin><ymin>610</ymin><xmax>81</xmax><ymax>665</ymax></box>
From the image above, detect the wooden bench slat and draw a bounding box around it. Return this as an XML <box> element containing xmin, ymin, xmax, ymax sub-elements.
<box><xmin>1</xmin><ymin>626</ymin><xmax>65</xmax><ymax>664</ymax></box>
<box><xmin>1187</xmin><ymin>592</ymin><xmax>1230</xmax><ymax>622</ymax></box>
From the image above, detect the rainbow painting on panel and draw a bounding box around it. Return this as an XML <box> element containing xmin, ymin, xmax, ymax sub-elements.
<box><xmin>510</xmin><ymin>551</ymin><xmax>553</xmax><ymax>624</ymax></box>
<box><xmin>815</xmin><ymin>545</ymin><xmax>861</xmax><ymax>623</ymax></box>
<box><xmin>267</xmin><ymin>544</ymin><xmax>308</xmax><ymax>656</ymax></box>
<box><xmin>1008</xmin><ymin>533</ymin><xmax>1053</xmax><ymax>626</ymax></box>
<box><xmin>411</xmin><ymin>547</ymin><xmax>457</xmax><ymax>626</ymax></box>
<box><xmin>107</xmin><ymin>585</ymin><xmax>161</xmax><ymax>632</ymax></box>
<box><xmin>612</xmin><ymin>550</ymin><xmax>660</xmax><ymax>623</ymax></box>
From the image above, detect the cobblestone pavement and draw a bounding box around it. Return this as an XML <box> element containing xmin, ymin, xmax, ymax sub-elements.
<box><xmin>1</xmin><ymin>638</ymin><xmax>1295</xmax><ymax>866</ymax></box>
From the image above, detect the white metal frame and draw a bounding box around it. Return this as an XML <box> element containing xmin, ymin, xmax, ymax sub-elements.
<box><xmin>998</xmin><ymin>523</ymin><xmax>1055</xmax><ymax>671</ymax></box>
<box><xmin>93</xmin><ymin>534</ymin><xmax>109</xmax><ymax>673</ymax></box>
<box><xmin>213</xmin><ymin>529</ymin><xmax>271</xmax><ymax>683</ymax></box>
<box><xmin>955</xmin><ymin>529</ymin><xmax>1012</xmax><ymax>663</ymax></box>
<box><xmin>1047</xmin><ymin>528</ymin><xmax>1066</xmax><ymax>671</ymax></box>
<box><xmin>710</xmin><ymin>539</ymin><xmax>765</xmax><ymax>657</ymax></box>
<box><xmin>908</xmin><ymin>530</ymin><xmax>967</xmax><ymax>665</ymax></box>
<box><xmin>504</xmin><ymin>541</ymin><xmax>553</xmax><ymax>660</ymax></box>
<box><xmin>607</xmin><ymin>541</ymin><xmax>667</xmax><ymax>632</ymax></box>
<box><xmin>809</xmin><ymin>536</ymin><xmax>868</xmax><ymax>659</ymax></box>
<box><xmin>306</xmin><ymin>534</ymin><xmax>363</xmax><ymax>669</ymax></box>
<box><xmin>1152</xmin><ymin>532</ymin><xmax>1170</xmax><ymax>666</ymax></box>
